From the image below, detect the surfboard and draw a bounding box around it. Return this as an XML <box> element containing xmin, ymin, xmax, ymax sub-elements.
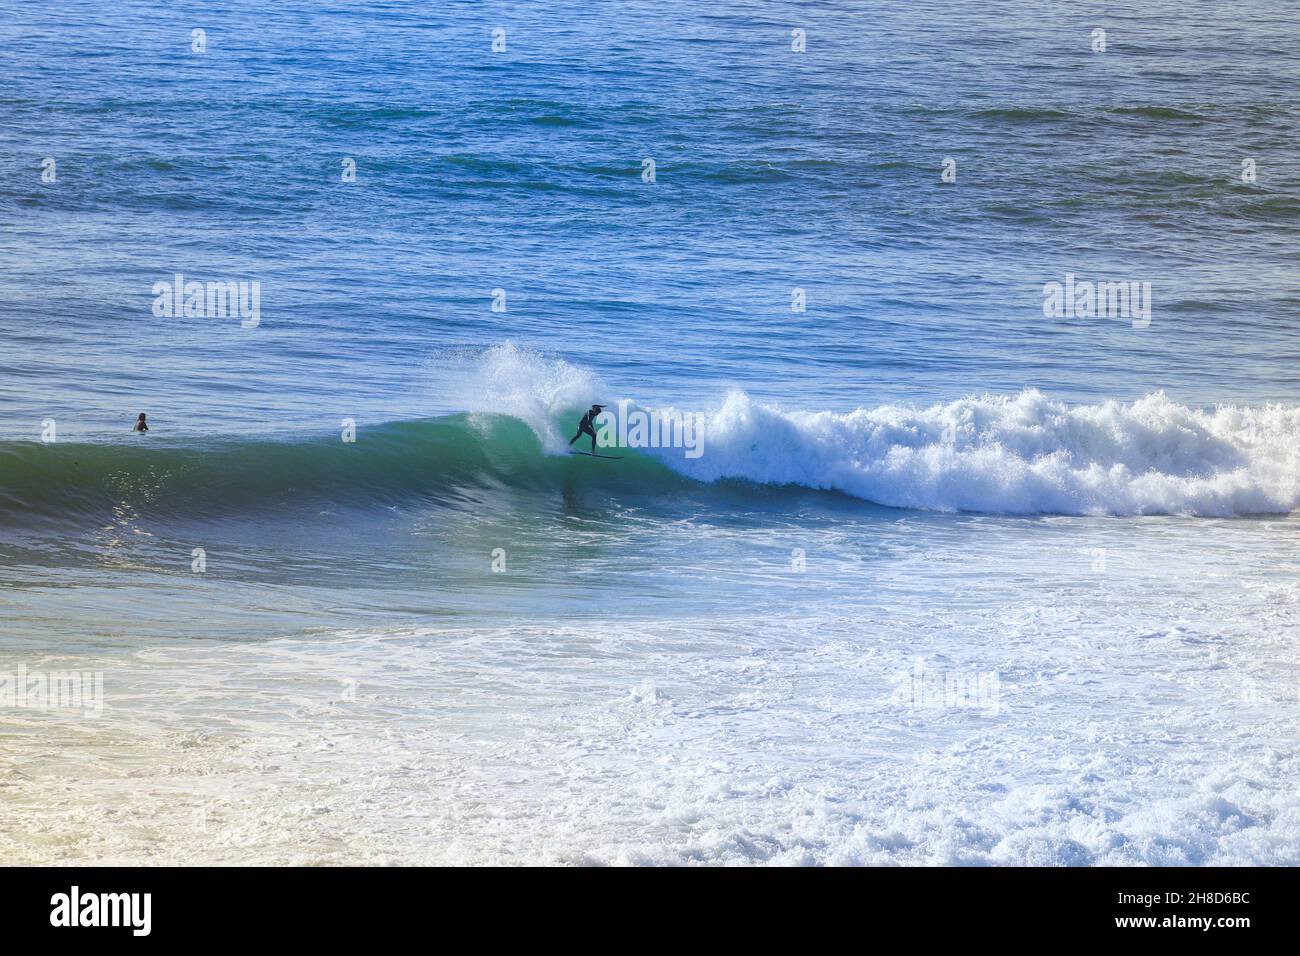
<box><xmin>570</xmin><ymin>451</ymin><xmax>623</xmax><ymax>459</ymax></box>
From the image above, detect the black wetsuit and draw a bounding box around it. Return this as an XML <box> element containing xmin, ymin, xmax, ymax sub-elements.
<box><xmin>569</xmin><ymin>409</ymin><xmax>601</xmax><ymax>451</ymax></box>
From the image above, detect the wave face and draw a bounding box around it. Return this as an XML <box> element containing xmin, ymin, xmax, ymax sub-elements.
<box><xmin>0</xmin><ymin>413</ymin><xmax>690</xmax><ymax>523</ymax></box>
<box><xmin>4</xmin><ymin>385</ymin><xmax>1298</xmax><ymax>522</ymax></box>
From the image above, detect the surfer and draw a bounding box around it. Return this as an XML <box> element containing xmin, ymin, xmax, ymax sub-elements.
<box><xmin>133</xmin><ymin>413</ymin><xmax>148</xmax><ymax>433</ymax></box>
<box><xmin>568</xmin><ymin>405</ymin><xmax>605</xmax><ymax>453</ymax></box>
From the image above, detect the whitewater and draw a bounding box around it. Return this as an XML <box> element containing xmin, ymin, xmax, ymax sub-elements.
<box><xmin>465</xmin><ymin>344</ymin><xmax>1300</xmax><ymax>518</ymax></box>
<box><xmin>5</xmin><ymin>498</ymin><xmax>1300</xmax><ymax>866</ymax></box>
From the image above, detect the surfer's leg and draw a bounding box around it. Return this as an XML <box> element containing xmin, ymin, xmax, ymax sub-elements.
<box><xmin>569</xmin><ymin>430</ymin><xmax>581</xmax><ymax>445</ymax></box>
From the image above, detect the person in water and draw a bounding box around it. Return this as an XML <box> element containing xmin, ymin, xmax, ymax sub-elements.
<box><xmin>568</xmin><ymin>404</ymin><xmax>605</xmax><ymax>453</ymax></box>
<box><xmin>133</xmin><ymin>413</ymin><xmax>148</xmax><ymax>432</ymax></box>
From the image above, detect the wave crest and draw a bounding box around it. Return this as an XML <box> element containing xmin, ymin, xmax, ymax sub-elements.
<box><xmin>648</xmin><ymin>389</ymin><xmax>1300</xmax><ymax>516</ymax></box>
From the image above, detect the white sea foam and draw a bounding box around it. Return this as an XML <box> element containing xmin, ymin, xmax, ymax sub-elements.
<box><xmin>6</xmin><ymin>405</ymin><xmax>1299</xmax><ymax>865</ymax></box>
<box><xmin>652</xmin><ymin>388</ymin><xmax>1300</xmax><ymax>516</ymax></box>
<box><xmin>476</xmin><ymin>342</ymin><xmax>1299</xmax><ymax>517</ymax></box>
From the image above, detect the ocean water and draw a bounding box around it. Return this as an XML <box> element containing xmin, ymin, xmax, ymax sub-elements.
<box><xmin>2</xmin><ymin>1</ymin><xmax>1299</xmax><ymax>865</ymax></box>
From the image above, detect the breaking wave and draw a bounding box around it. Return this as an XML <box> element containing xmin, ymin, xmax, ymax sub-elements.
<box><xmin>3</xmin><ymin>345</ymin><xmax>1298</xmax><ymax>521</ymax></box>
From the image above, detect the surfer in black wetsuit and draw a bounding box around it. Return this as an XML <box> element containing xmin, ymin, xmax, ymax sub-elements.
<box><xmin>133</xmin><ymin>413</ymin><xmax>148</xmax><ymax>432</ymax></box>
<box><xmin>568</xmin><ymin>404</ymin><xmax>605</xmax><ymax>453</ymax></box>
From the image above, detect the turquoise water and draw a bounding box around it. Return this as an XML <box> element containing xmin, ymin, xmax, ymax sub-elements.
<box><xmin>2</xmin><ymin>2</ymin><xmax>1299</xmax><ymax>865</ymax></box>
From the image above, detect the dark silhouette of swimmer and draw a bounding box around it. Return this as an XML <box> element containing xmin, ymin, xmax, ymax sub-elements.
<box><xmin>568</xmin><ymin>404</ymin><xmax>605</xmax><ymax>453</ymax></box>
<box><xmin>133</xmin><ymin>413</ymin><xmax>148</xmax><ymax>433</ymax></box>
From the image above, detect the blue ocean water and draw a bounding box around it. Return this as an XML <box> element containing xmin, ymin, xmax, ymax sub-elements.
<box><xmin>3</xmin><ymin>0</ymin><xmax>1300</xmax><ymax>440</ymax></box>
<box><xmin>2</xmin><ymin>2</ymin><xmax>1299</xmax><ymax>865</ymax></box>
